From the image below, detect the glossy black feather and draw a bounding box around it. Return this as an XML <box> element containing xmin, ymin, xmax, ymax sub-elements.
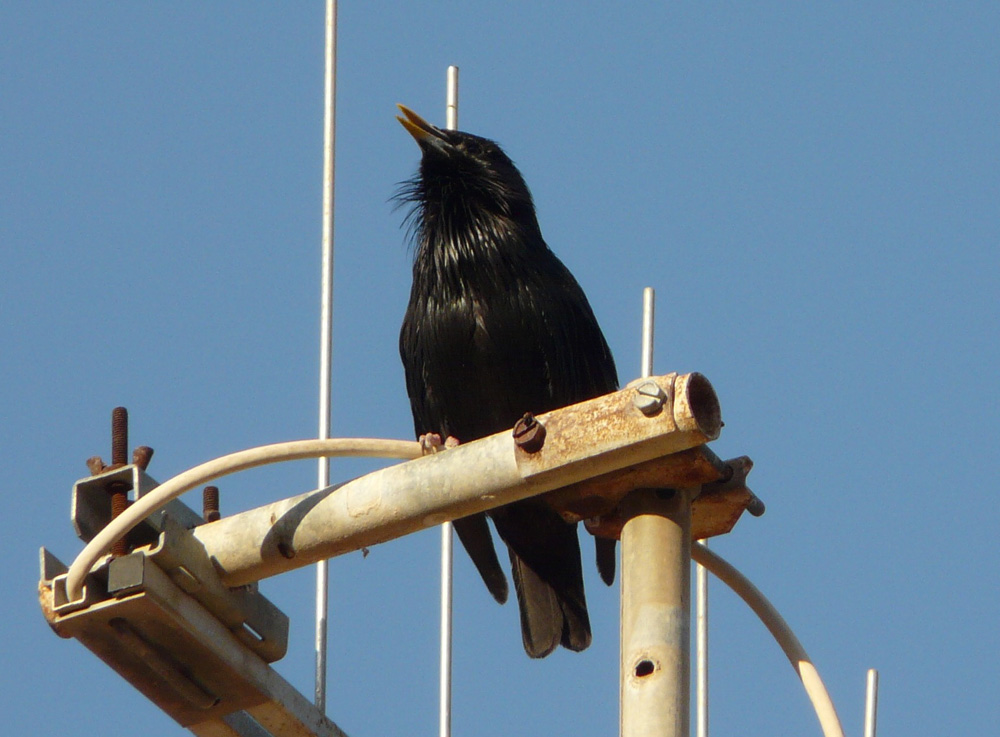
<box><xmin>396</xmin><ymin>113</ymin><xmax>618</xmax><ymax>657</ymax></box>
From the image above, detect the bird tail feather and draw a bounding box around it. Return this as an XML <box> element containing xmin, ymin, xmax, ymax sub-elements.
<box><xmin>493</xmin><ymin>502</ymin><xmax>592</xmax><ymax>657</ymax></box>
<box><xmin>509</xmin><ymin>551</ymin><xmax>563</xmax><ymax>658</ymax></box>
<box><xmin>595</xmin><ymin>537</ymin><xmax>617</xmax><ymax>586</ymax></box>
<box><xmin>453</xmin><ymin>513</ymin><xmax>509</xmax><ymax>604</ymax></box>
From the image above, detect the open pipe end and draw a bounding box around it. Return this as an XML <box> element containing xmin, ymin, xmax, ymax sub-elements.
<box><xmin>674</xmin><ymin>373</ymin><xmax>722</xmax><ymax>440</ymax></box>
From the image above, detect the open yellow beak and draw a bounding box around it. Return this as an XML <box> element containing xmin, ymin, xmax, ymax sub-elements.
<box><xmin>396</xmin><ymin>104</ymin><xmax>441</xmax><ymax>143</ymax></box>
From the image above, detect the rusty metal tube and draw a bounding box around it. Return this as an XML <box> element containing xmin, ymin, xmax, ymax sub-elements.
<box><xmin>192</xmin><ymin>372</ymin><xmax>718</xmax><ymax>587</ymax></box>
<box><xmin>66</xmin><ymin>375</ymin><xmax>720</xmax><ymax>599</ymax></box>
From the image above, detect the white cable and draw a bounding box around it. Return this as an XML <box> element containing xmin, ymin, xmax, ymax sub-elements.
<box><xmin>691</xmin><ymin>542</ymin><xmax>846</xmax><ymax>737</ymax></box>
<box><xmin>65</xmin><ymin>438</ymin><xmax>422</xmax><ymax>601</ymax></box>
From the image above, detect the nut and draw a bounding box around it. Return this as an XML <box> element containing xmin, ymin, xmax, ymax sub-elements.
<box><xmin>513</xmin><ymin>413</ymin><xmax>546</xmax><ymax>453</ymax></box>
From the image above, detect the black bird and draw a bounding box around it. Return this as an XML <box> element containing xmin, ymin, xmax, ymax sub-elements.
<box><xmin>395</xmin><ymin>105</ymin><xmax>619</xmax><ymax>658</ymax></box>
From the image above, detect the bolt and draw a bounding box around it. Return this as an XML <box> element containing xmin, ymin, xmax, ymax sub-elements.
<box><xmin>132</xmin><ymin>446</ymin><xmax>154</xmax><ymax>471</ymax></box>
<box><xmin>107</xmin><ymin>480</ymin><xmax>130</xmax><ymax>557</ymax></box>
<box><xmin>109</xmin><ymin>485</ymin><xmax>130</xmax><ymax>518</ymax></box>
<box><xmin>111</xmin><ymin>406</ymin><xmax>128</xmax><ymax>467</ymax></box>
<box><xmin>632</xmin><ymin>380</ymin><xmax>667</xmax><ymax>416</ymax></box>
<box><xmin>513</xmin><ymin>412</ymin><xmax>546</xmax><ymax>453</ymax></box>
<box><xmin>107</xmin><ymin>407</ymin><xmax>131</xmax><ymax>556</ymax></box>
<box><xmin>203</xmin><ymin>486</ymin><xmax>221</xmax><ymax>523</ymax></box>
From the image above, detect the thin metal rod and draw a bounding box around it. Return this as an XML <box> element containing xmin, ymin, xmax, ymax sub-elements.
<box><xmin>695</xmin><ymin>542</ymin><xmax>709</xmax><ymax>737</ymax></box>
<box><xmin>641</xmin><ymin>287</ymin><xmax>655</xmax><ymax>378</ymax></box>
<box><xmin>446</xmin><ymin>65</ymin><xmax>459</xmax><ymax>130</ymax></box>
<box><xmin>438</xmin><ymin>523</ymin><xmax>453</xmax><ymax>737</ymax></box>
<box><xmin>438</xmin><ymin>64</ymin><xmax>458</xmax><ymax>737</ymax></box>
<box><xmin>315</xmin><ymin>0</ymin><xmax>338</xmax><ymax>714</ymax></box>
<box><xmin>863</xmin><ymin>669</ymin><xmax>879</xmax><ymax>737</ymax></box>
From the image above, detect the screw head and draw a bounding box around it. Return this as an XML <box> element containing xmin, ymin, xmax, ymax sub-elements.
<box><xmin>513</xmin><ymin>412</ymin><xmax>546</xmax><ymax>453</ymax></box>
<box><xmin>633</xmin><ymin>380</ymin><xmax>667</xmax><ymax>416</ymax></box>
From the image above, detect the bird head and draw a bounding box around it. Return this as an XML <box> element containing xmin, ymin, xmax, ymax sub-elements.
<box><xmin>396</xmin><ymin>104</ymin><xmax>535</xmax><ymax>223</ymax></box>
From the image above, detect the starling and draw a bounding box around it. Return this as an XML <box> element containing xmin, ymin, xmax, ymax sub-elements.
<box><xmin>396</xmin><ymin>105</ymin><xmax>618</xmax><ymax>657</ymax></box>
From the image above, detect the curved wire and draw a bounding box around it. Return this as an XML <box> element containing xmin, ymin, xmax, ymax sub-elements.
<box><xmin>65</xmin><ymin>437</ymin><xmax>422</xmax><ymax>601</ymax></box>
<box><xmin>691</xmin><ymin>542</ymin><xmax>846</xmax><ymax>737</ymax></box>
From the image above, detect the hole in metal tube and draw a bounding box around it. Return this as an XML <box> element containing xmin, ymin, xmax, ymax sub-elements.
<box><xmin>635</xmin><ymin>659</ymin><xmax>656</xmax><ymax>678</ymax></box>
<box><xmin>677</xmin><ymin>372</ymin><xmax>722</xmax><ymax>438</ymax></box>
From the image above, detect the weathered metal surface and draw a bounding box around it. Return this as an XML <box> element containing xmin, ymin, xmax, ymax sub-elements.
<box><xmin>72</xmin><ymin>464</ymin><xmax>204</xmax><ymax>545</ymax></box>
<box><xmin>579</xmin><ymin>452</ymin><xmax>761</xmax><ymax>542</ymax></box>
<box><xmin>110</xmin><ymin>518</ymin><xmax>289</xmax><ymax>663</ymax></box>
<box><xmin>546</xmin><ymin>445</ymin><xmax>727</xmax><ymax>522</ymax></box>
<box><xmin>514</xmin><ymin>372</ymin><xmax>721</xmax><ymax>483</ymax></box>
<box><xmin>189</xmin><ymin>374</ymin><xmax>723</xmax><ymax>588</ymax></box>
<box><xmin>39</xmin><ymin>548</ymin><xmax>346</xmax><ymax>737</ymax></box>
<box><xmin>41</xmin><ymin>370</ymin><xmax>765</xmax><ymax>736</ymax></box>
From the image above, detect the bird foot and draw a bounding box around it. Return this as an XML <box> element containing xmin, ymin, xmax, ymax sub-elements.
<box><xmin>419</xmin><ymin>433</ymin><xmax>460</xmax><ymax>455</ymax></box>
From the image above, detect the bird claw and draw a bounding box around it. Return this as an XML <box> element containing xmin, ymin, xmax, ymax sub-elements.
<box><xmin>419</xmin><ymin>433</ymin><xmax>443</xmax><ymax>454</ymax></box>
<box><xmin>419</xmin><ymin>433</ymin><xmax>460</xmax><ymax>455</ymax></box>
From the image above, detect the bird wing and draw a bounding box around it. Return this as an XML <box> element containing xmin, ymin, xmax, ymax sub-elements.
<box><xmin>399</xmin><ymin>231</ymin><xmax>618</xmax><ymax>650</ymax></box>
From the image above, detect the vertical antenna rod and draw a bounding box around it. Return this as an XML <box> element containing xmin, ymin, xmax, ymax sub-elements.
<box><xmin>315</xmin><ymin>0</ymin><xmax>338</xmax><ymax>713</ymax></box>
<box><xmin>696</xmin><ymin>545</ymin><xmax>709</xmax><ymax>737</ymax></box>
<box><xmin>438</xmin><ymin>64</ymin><xmax>459</xmax><ymax>737</ymax></box>
<box><xmin>863</xmin><ymin>669</ymin><xmax>879</xmax><ymax>737</ymax></box>
<box><xmin>640</xmin><ymin>287</ymin><xmax>655</xmax><ymax>377</ymax></box>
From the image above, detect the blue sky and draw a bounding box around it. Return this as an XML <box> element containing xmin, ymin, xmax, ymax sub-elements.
<box><xmin>3</xmin><ymin>4</ymin><xmax>998</xmax><ymax>736</ymax></box>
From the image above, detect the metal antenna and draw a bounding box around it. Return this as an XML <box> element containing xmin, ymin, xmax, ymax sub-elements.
<box><xmin>438</xmin><ymin>64</ymin><xmax>459</xmax><ymax>737</ymax></box>
<box><xmin>863</xmin><ymin>669</ymin><xmax>879</xmax><ymax>737</ymax></box>
<box><xmin>696</xmin><ymin>543</ymin><xmax>709</xmax><ymax>737</ymax></box>
<box><xmin>641</xmin><ymin>287</ymin><xmax>655</xmax><ymax>377</ymax></box>
<box><xmin>315</xmin><ymin>0</ymin><xmax>338</xmax><ymax>713</ymax></box>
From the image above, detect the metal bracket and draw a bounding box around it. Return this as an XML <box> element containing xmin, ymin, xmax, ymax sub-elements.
<box><xmin>39</xmin><ymin>546</ymin><xmax>345</xmax><ymax>737</ymax></box>
<box><xmin>72</xmin><ymin>464</ymin><xmax>204</xmax><ymax>544</ymax></box>
<box><xmin>108</xmin><ymin>516</ymin><xmax>290</xmax><ymax>663</ymax></box>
